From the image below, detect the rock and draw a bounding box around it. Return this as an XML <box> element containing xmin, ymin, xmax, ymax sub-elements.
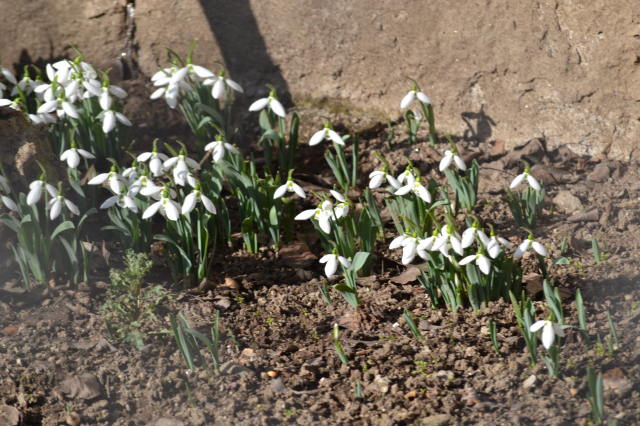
<box><xmin>373</xmin><ymin>375</ymin><xmax>391</xmax><ymax>394</ymax></box>
<box><xmin>0</xmin><ymin>405</ymin><xmax>22</xmax><ymax>426</ymax></box>
<box><xmin>616</xmin><ymin>209</ymin><xmax>637</xmax><ymax>231</ymax></box>
<box><xmin>219</xmin><ymin>361</ymin><xmax>256</xmax><ymax>377</ymax></box>
<box><xmin>586</xmin><ymin>163</ymin><xmax>610</xmax><ymax>182</ymax></box>
<box><xmin>59</xmin><ymin>373</ymin><xmax>101</xmax><ymax>399</ymax></box>
<box><xmin>523</xmin><ymin>375</ymin><xmax>537</xmax><ymax>389</ymax></box>
<box><xmin>404</xmin><ymin>390</ymin><xmax>418</xmax><ymax>400</ymax></box>
<box><xmin>553</xmin><ymin>191</ymin><xmax>582</xmax><ymax>214</ymax></box>
<box><xmin>568</xmin><ymin>208</ymin><xmax>599</xmax><ymax>223</ymax></box>
<box><xmin>433</xmin><ymin>370</ymin><xmax>454</xmax><ymax>380</ymax></box>
<box><xmin>146</xmin><ymin>419</ymin><xmax>184</xmax><ymax>426</ymax></box>
<box><xmin>421</xmin><ymin>414</ymin><xmax>452</xmax><ymax>425</ymax></box>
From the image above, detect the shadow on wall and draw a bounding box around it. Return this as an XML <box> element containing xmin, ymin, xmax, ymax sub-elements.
<box><xmin>461</xmin><ymin>105</ymin><xmax>496</xmax><ymax>143</ymax></box>
<box><xmin>197</xmin><ymin>0</ymin><xmax>290</xmax><ymax>105</ymax></box>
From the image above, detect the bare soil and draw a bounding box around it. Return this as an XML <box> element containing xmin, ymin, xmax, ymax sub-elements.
<box><xmin>1</xmin><ymin>117</ymin><xmax>640</xmax><ymax>426</ymax></box>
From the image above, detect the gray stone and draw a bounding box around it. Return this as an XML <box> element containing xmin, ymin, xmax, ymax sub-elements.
<box><xmin>421</xmin><ymin>414</ymin><xmax>452</xmax><ymax>426</ymax></box>
<box><xmin>553</xmin><ymin>191</ymin><xmax>582</xmax><ymax>214</ymax></box>
<box><xmin>219</xmin><ymin>361</ymin><xmax>256</xmax><ymax>377</ymax></box>
<box><xmin>587</xmin><ymin>163</ymin><xmax>610</xmax><ymax>183</ymax></box>
<box><xmin>523</xmin><ymin>374</ymin><xmax>537</xmax><ymax>389</ymax></box>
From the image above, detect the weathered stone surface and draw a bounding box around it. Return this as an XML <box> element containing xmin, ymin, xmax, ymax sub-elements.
<box><xmin>553</xmin><ymin>191</ymin><xmax>582</xmax><ymax>214</ymax></box>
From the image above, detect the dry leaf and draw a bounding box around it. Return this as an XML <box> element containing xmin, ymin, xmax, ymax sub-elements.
<box><xmin>279</xmin><ymin>241</ymin><xmax>318</xmax><ymax>269</ymax></box>
<box><xmin>390</xmin><ymin>266</ymin><xmax>421</xmax><ymax>284</ymax></box>
<box><xmin>59</xmin><ymin>373</ymin><xmax>100</xmax><ymax>399</ymax></box>
<box><xmin>101</xmin><ymin>240</ymin><xmax>110</xmax><ymax>267</ymax></box>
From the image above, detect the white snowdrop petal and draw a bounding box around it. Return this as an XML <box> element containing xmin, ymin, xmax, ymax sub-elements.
<box><xmin>100</xmin><ymin>196</ymin><xmax>118</xmax><ymax>209</ymax></box>
<box><xmin>527</xmin><ymin>174</ymin><xmax>541</xmax><ymax>191</ymax></box>
<box><xmin>270</xmin><ymin>99</ymin><xmax>286</xmax><ymax>118</ymax></box>
<box><xmin>309</xmin><ymin>130</ymin><xmax>325</xmax><ymax>146</ymax></box>
<box><xmin>530</xmin><ymin>321</ymin><xmax>546</xmax><ymax>333</ymax></box>
<box><xmin>510</xmin><ymin>174</ymin><xmax>525</xmax><ymax>189</ymax></box>
<box><xmin>273</xmin><ymin>184</ymin><xmax>288</xmax><ymax>199</ymax></box>
<box><xmin>292</xmin><ymin>183</ymin><xmax>306</xmax><ymax>198</ymax></box>
<box><xmin>225</xmin><ymin>79</ymin><xmax>243</xmax><ymax>93</ymax></box>
<box><xmin>541</xmin><ymin>324</ymin><xmax>555</xmax><ymax>350</ymax></box>
<box><xmin>249</xmin><ymin>98</ymin><xmax>269</xmax><ymax>111</ymax></box>
<box><xmin>400</xmin><ymin>91</ymin><xmax>414</xmax><ymax>109</ymax></box>
<box><xmin>294</xmin><ymin>209</ymin><xmax>316</xmax><ymax>220</ymax></box>
<box><xmin>532</xmin><ymin>241</ymin><xmax>548</xmax><ymax>257</ymax></box>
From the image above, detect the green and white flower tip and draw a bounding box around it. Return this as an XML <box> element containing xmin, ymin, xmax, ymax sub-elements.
<box><xmin>330</xmin><ymin>190</ymin><xmax>350</xmax><ymax>218</ymax></box>
<box><xmin>294</xmin><ymin>199</ymin><xmax>334</xmax><ymax>234</ymax></box>
<box><xmin>100</xmin><ymin>186</ymin><xmax>138</xmax><ymax>213</ymax></box>
<box><xmin>1</xmin><ymin>61</ymin><xmax>17</xmax><ymax>84</ymax></box>
<box><xmin>417</xmin><ymin>228</ymin><xmax>440</xmax><ymax>259</ymax></box>
<box><xmin>530</xmin><ymin>318</ymin><xmax>565</xmax><ymax>350</ymax></box>
<box><xmin>204</xmin><ymin>135</ymin><xmax>240</xmax><ymax>163</ymax></box>
<box><xmin>203</xmin><ymin>68</ymin><xmax>243</xmax><ymax>99</ymax></box>
<box><xmin>439</xmin><ymin>145</ymin><xmax>466</xmax><ymax>172</ymax></box>
<box><xmin>27</xmin><ymin>174</ymin><xmax>53</xmax><ymax>206</ymax></box>
<box><xmin>369</xmin><ymin>166</ymin><xmax>401</xmax><ymax>189</ymax></box>
<box><xmin>87</xmin><ymin>164</ymin><xmax>128</xmax><ymax>194</ymax></box>
<box><xmin>163</xmin><ymin>147</ymin><xmax>201</xmax><ymax>187</ymax></box>
<box><xmin>138</xmin><ymin>141</ymin><xmax>170</xmax><ymax>177</ymax></box>
<box><xmin>309</xmin><ymin>122</ymin><xmax>344</xmax><ymax>146</ymax></box>
<box><xmin>459</xmin><ymin>248</ymin><xmax>492</xmax><ymax>275</ymax></box>
<box><xmin>319</xmin><ymin>248</ymin><xmax>352</xmax><ymax>278</ymax></box>
<box><xmin>461</xmin><ymin>221</ymin><xmax>490</xmax><ymax>249</ymax></box>
<box><xmin>183</xmin><ymin>183</ymin><xmax>216</xmax><ymax>215</ymax></box>
<box><xmin>37</xmin><ymin>93</ymin><xmax>79</xmax><ymax>119</ymax></box>
<box><xmin>390</xmin><ymin>228</ymin><xmax>412</xmax><ymax>250</ymax></box>
<box><xmin>274</xmin><ymin>173</ymin><xmax>306</xmax><ymax>199</ymax></box>
<box><xmin>46</xmin><ymin>182</ymin><xmax>79</xmax><ymax>220</ymax></box>
<box><xmin>60</xmin><ymin>140</ymin><xmax>95</xmax><ymax>169</ymax></box>
<box><xmin>143</xmin><ymin>187</ymin><xmax>181</xmax><ymax>221</ymax></box>
<box><xmin>432</xmin><ymin>224</ymin><xmax>463</xmax><ymax>256</ymax></box>
<box><xmin>510</xmin><ymin>160</ymin><xmax>541</xmax><ymax>191</ymax></box>
<box><xmin>249</xmin><ymin>88</ymin><xmax>286</xmax><ymax>118</ymax></box>
<box><xmin>333</xmin><ymin>323</ymin><xmax>340</xmax><ymax>342</ymax></box>
<box><xmin>513</xmin><ymin>232</ymin><xmax>547</xmax><ymax>258</ymax></box>
<box><xmin>397</xmin><ymin>164</ymin><xmax>416</xmax><ymax>184</ymax></box>
<box><xmin>401</xmin><ymin>84</ymin><xmax>431</xmax><ymax>109</ymax></box>
<box><xmin>394</xmin><ymin>172</ymin><xmax>431</xmax><ymax>202</ymax></box>
<box><xmin>486</xmin><ymin>225</ymin><xmax>512</xmax><ymax>259</ymax></box>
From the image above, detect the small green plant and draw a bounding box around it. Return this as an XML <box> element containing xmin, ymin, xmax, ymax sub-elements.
<box><xmin>235</xmin><ymin>296</ymin><xmax>245</xmax><ymax>303</ymax></box>
<box><xmin>403</xmin><ymin>308</ymin><xmax>425</xmax><ymax>344</ymax></box>
<box><xmin>413</xmin><ymin>360</ymin><xmax>430</xmax><ymax>378</ymax></box>
<box><xmin>606</xmin><ymin>310</ymin><xmax>619</xmax><ymax>350</ymax></box>
<box><xmin>333</xmin><ymin>323</ymin><xmax>348</xmax><ymax>364</ymax></box>
<box><xmin>488</xmin><ymin>319</ymin><xmax>500</xmax><ymax>354</ymax></box>
<box><xmin>318</xmin><ymin>278</ymin><xmax>333</xmax><ymax>306</ymax></box>
<box><xmin>586</xmin><ymin>367</ymin><xmax>604</xmax><ymax>424</ymax></box>
<box><xmin>266</xmin><ymin>317</ymin><xmax>274</xmax><ymax>326</ymax></box>
<box><xmin>254</xmin><ymin>310</ymin><xmax>260</xmax><ymax>317</ymax></box>
<box><xmin>101</xmin><ymin>249</ymin><xmax>169</xmax><ymax>350</ymax></box>
<box><xmin>355</xmin><ymin>379</ymin><xmax>363</xmax><ymax>401</ymax></box>
<box><xmin>591</xmin><ymin>236</ymin><xmax>601</xmax><ymax>264</ymax></box>
<box><xmin>185</xmin><ymin>382</ymin><xmax>196</xmax><ymax>407</ymax></box>
<box><xmin>227</xmin><ymin>327</ymin><xmax>239</xmax><ymax>353</ymax></box>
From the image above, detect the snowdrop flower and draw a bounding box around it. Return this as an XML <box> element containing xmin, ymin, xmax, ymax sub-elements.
<box><xmin>150</xmin><ymin>83</ymin><xmax>181</xmax><ymax>109</ymax></box>
<box><xmin>249</xmin><ymin>89</ymin><xmax>286</xmax><ymax>118</ymax></box>
<box><xmin>11</xmin><ymin>67</ymin><xmax>38</xmax><ymax>96</ymax></box>
<box><xmin>102</xmin><ymin>109</ymin><xmax>132</xmax><ymax>134</ymax></box>
<box><xmin>163</xmin><ymin>148</ymin><xmax>201</xmax><ymax>187</ymax></box>
<box><xmin>486</xmin><ymin>227</ymin><xmax>512</xmax><ymax>259</ymax></box>
<box><xmin>369</xmin><ymin>166</ymin><xmax>401</xmax><ymax>189</ymax></box>
<box><xmin>28</xmin><ymin>113</ymin><xmax>57</xmax><ymax>124</ymax></box>
<box><xmin>1</xmin><ymin>62</ymin><xmax>16</xmax><ymax>84</ymax></box>
<box><xmin>122</xmin><ymin>160</ymin><xmax>141</xmax><ymax>184</ymax></box>
<box><xmin>390</xmin><ymin>229</ymin><xmax>411</xmax><ymax>250</ymax></box>
<box><xmin>417</xmin><ymin>230</ymin><xmax>439</xmax><ymax>259</ymax></box>
<box><xmin>394</xmin><ymin>173</ymin><xmax>431</xmax><ymax>202</ymax></box>
<box><xmin>530</xmin><ymin>319</ymin><xmax>565</xmax><ymax>350</ymax></box>
<box><xmin>0</xmin><ymin>177</ymin><xmax>17</xmax><ymax>212</ymax></box>
<box><xmin>309</xmin><ymin>123</ymin><xmax>344</xmax><ymax>146</ymax></box>
<box><xmin>100</xmin><ymin>187</ymin><xmax>138</xmax><ymax>213</ymax></box>
<box><xmin>143</xmin><ymin>187</ymin><xmax>181</xmax><ymax>221</ymax></box>
<box><xmin>461</xmin><ymin>222</ymin><xmax>490</xmax><ymax>249</ymax></box>
<box><xmin>87</xmin><ymin>165</ymin><xmax>128</xmax><ymax>194</ymax></box>
<box><xmin>46</xmin><ymin>184</ymin><xmax>79</xmax><ymax>220</ymax></box>
<box><xmin>174</xmin><ymin>63</ymin><xmax>216</xmax><ymax>82</ymax></box>
<box><xmin>137</xmin><ymin>142</ymin><xmax>170</xmax><ymax>177</ymax></box>
<box><xmin>60</xmin><ymin>141</ymin><xmax>95</xmax><ymax>169</ymax></box>
<box><xmin>295</xmin><ymin>199</ymin><xmax>335</xmax><ymax>234</ymax></box>
<box><xmin>401</xmin><ymin>234</ymin><xmax>420</xmax><ymax>264</ymax></box>
<box><xmin>330</xmin><ymin>190</ymin><xmax>350</xmax><ymax>218</ymax></box>
<box><xmin>401</xmin><ymin>85</ymin><xmax>432</xmax><ymax>109</ymax></box>
<box><xmin>432</xmin><ymin>225</ymin><xmax>463</xmax><ymax>256</ymax></box>
<box><xmin>139</xmin><ymin>179</ymin><xmax>176</xmax><ymax>200</ymax></box>
<box><xmin>26</xmin><ymin>176</ymin><xmax>56</xmax><ymax>206</ymax></box>
<box><xmin>37</xmin><ymin>95</ymin><xmax>79</xmax><ymax>119</ymax></box>
<box><xmin>439</xmin><ymin>147</ymin><xmax>466</xmax><ymax>172</ymax></box>
<box><xmin>273</xmin><ymin>176</ymin><xmax>306</xmax><ymax>199</ymax></box>
<box><xmin>513</xmin><ymin>233</ymin><xmax>548</xmax><ymax>258</ymax></box>
<box><xmin>182</xmin><ymin>183</ymin><xmax>216</xmax><ymax>215</ymax></box>
<box><xmin>510</xmin><ymin>162</ymin><xmax>541</xmax><ymax>191</ymax></box>
<box><xmin>459</xmin><ymin>249</ymin><xmax>492</xmax><ymax>275</ymax></box>
<box><xmin>0</xmin><ymin>99</ymin><xmax>20</xmax><ymax>110</ymax></box>
<box><xmin>397</xmin><ymin>165</ymin><xmax>417</xmax><ymax>185</ymax></box>
<box><xmin>128</xmin><ymin>170</ymin><xmax>155</xmax><ymax>197</ymax></box>
<box><xmin>319</xmin><ymin>249</ymin><xmax>352</xmax><ymax>277</ymax></box>
<box><xmin>203</xmin><ymin>69</ymin><xmax>243</xmax><ymax>99</ymax></box>
<box><xmin>204</xmin><ymin>136</ymin><xmax>239</xmax><ymax>163</ymax></box>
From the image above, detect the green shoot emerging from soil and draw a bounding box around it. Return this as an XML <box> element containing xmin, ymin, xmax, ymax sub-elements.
<box><xmin>101</xmin><ymin>249</ymin><xmax>169</xmax><ymax>350</ymax></box>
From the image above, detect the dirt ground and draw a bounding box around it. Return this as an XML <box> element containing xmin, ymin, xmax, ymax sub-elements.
<box><xmin>1</xmin><ymin>105</ymin><xmax>640</xmax><ymax>426</ymax></box>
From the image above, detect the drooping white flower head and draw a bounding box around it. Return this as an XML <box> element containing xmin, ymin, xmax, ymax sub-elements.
<box><xmin>486</xmin><ymin>226</ymin><xmax>512</xmax><ymax>259</ymax></box>
<box><xmin>0</xmin><ymin>99</ymin><xmax>21</xmax><ymax>110</ymax></box>
<box><xmin>309</xmin><ymin>123</ymin><xmax>344</xmax><ymax>146</ymax></box>
<box><xmin>330</xmin><ymin>190</ymin><xmax>350</xmax><ymax>218</ymax></box>
<box><xmin>369</xmin><ymin>166</ymin><xmax>401</xmax><ymax>189</ymax></box>
<box><xmin>294</xmin><ymin>199</ymin><xmax>335</xmax><ymax>234</ymax></box>
<box><xmin>459</xmin><ymin>249</ymin><xmax>492</xmax><ymax>275</ymax></box>
<box><xmin>45</xmin><ymin>183</ymin><xmax>80</xmax><ymax>220</ymax></box>
<box><xmin>439</xmin><ymin>147</ymin><xmax>466</xmax><ymax>172</ymax></box>
<box><xmin>401</xmin><ymin>234</ymin><xmax>420</xmax><ymax>265</ymax></box>
<box><xmin>513</xmin><ymin>233</ymin><xmax>548</xmax><ymax>258</ymax></box>
<box><xmin>274</xmin><ymin>176</ymin><xmax>306</xmax><ymax>199</ymax></box>
<box><xmin>163</xmin><ymin>147</ymin><xmax>201</xmax><ymax>187</ymax></box>
<box><xmin>100</xmin><ymin>187</ymin><xmax>138</xmax><ymax>213</ymax></box>
<box><xmin>1</xmin><ymin>62</ymin><xmax>17</xmax><ymax>84</ymax></box>
<box><xmin>137</xmin><ymin>141</ymin><xmax>170</xmax><ymax>177</ymax></box>
<box><xmin>28</xmin><ymin>112</ymin><xmax>57</xmax><ymax>124</ymax></box>
<box><xmin>397</xmin><ymin>165</ymin><xmax>417</xmax><ymax>185</ymax></box>
<box><xmin>204</xmin><ymin>136</ymin><xmax>240</xmax><ymax>163</ymax></box>
<box><xmin>203</xmin><ymin>69</ymin><xmax>243</xmax><ymax>99</ymax></box>
<box><xmin>530</xmin><ymin>319</ymin><xmax>565</xmax><ymax>350</ymax></box>
<box><xmin>87</xmin><ymin>165</ymin><xmax>128</xmax><ymax>194</ymax></box>
<box><xmin>394</xmin><ymin>173</ymin><xmax>431</xmax><ymax>203</ymax></box>
<box><xmin>461</xmin><ymin>222</ymin><xmax>490</xmax><ymax>249</ymax></box>
<box><xmin>142</xmin><ymin>187</ymin><xmax>181</xmax><ymax>221</ymax></box>
<box><xmin>432</xmin><ymin>225</ymin><xmax>463</xmax><ymax>256</ymax></box>
<box><xmin>319</xmin><ymin>249</ymin><xmax>352</xmax><ymax>277</ymax></box>
<box><xmin>249</xmin><ymin>88</ymin><xmax>286</xmax><ymax>118</ymax></box>
<box><xmin>401</xmin><ymin>84</ymin><xmax>432</xmax><ymax>109</ymax></box>
<box><xmin>37</xmin><ymin>95</ymin><xmax>79</xmax><ymax>119</ymax></box>
<box><xmin>102</xmin><ymin>110</ymin><xmax>132</xmax><ymax>134</ymax></box>
<box><xmin>0</xmin><ymin>176</ymin><xmax>17</xmax><ymax>212</ymax></box>
<box><xmin>182</xmin><ymin>183</ymin><xmax>217</xmax><ymax>215</ymax></box>
<box><xmin>417</xmin><ymin>229</ymin><xmax>439</xmax><ymax>259</ymax></box>
<box><xmin>60</xmin><ymin>141</ymin><xmax>95</xmax><ymax>169</ymax></box>
<box><xmin>510</xmin><ymin>161</ymin><xmax>541</xmax><ymax>191</ymax></box>
<box><xmin>390</xmin><ymin>229</ymin><xmax>411</xmax><ymax>250</ymax></box>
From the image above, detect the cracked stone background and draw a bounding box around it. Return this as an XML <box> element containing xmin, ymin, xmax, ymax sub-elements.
<box><xmin>1</xmin><ymin>0</ymin><xmax>639</xmax><ymax>157</ymax></box>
